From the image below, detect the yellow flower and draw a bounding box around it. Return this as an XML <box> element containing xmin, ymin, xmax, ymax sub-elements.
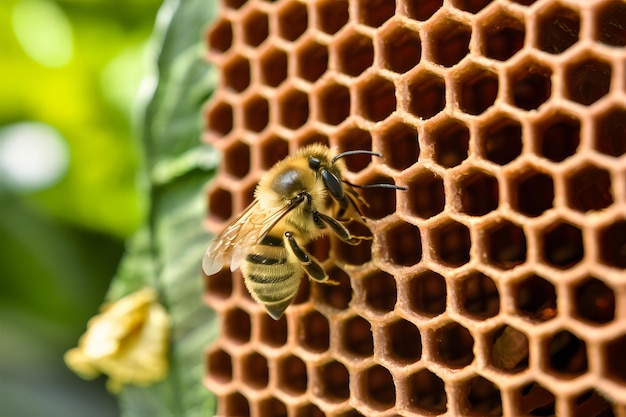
<box><xmin>64</xmin><ymin>288</ymin><xmax>170</xmax><ymax>392</ymax></box>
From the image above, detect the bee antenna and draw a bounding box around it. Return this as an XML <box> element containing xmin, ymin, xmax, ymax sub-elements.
<box><xmin>331</xmin><ymin>150</ymin><xmax>382</xmax><ymax>164</ymax></box>
<box><xmin>343</xmin><ymin>179</ymin><xmax>408</xmax><ymax>191</ymax></box>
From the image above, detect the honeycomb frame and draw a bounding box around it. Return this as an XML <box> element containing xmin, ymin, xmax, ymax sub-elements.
<box><xmin>202</xmin><ymin>1</ymin><xmax>626</xmax><ymax>416</ymax></box>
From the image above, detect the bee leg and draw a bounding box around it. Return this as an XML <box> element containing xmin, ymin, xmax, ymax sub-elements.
<box><xmin>284</xmin><ymin>232</ymin><xmax>339</xmax><ymax>285</ymax></box>
<box><xmin>314</xmin><ymin>211</ymin><xmax>372</xmax><ymax>245</ymax></box>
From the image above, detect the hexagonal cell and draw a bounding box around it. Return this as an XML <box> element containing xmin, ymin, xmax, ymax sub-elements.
<box><xmin>564</xmin><ymin>56</ymin><xmax>612</xmax><ymax>106</ymax></box>
<box><xmin>430</xmin><ymin>219</ymin><xmax>471</xmax><ymax>268</ymax></box>
<box><xmin>277</xmin><ymin>0</ymin><xmax>307</xmax><ymax>42</ymax></box>
<box><xmin>507</xmin><ymin>58</ymin><xmax>552</xmax><ymax>111</ymax></box>
<box><xmin>334</xmin><ymin>30</ymin><xmax>374</xmax><ymax>77</ymax></box>
<box><xmin>405</xmin><ymin>269</ymin><xmax>447</xmax><ymax>317</ymax></box>
<box><xmin>382</xmin><ymin>221</ymin><xmax>422</xmax><ymax>267</ymax></box>
<box><xmin>533</xmin><ymin>111</ymin><xmax>580</xmax><ymax>162</ymax></box>
<box><xmin>295</xmin><ymin>404</ymin><xmax>325</xmax><ymax>417</ymax></box>
<box><xmin>407</xmin><ymin>70</ymin><xmax>446</xmax><ymax>119</ymax></box>
<box><xmin>223</xmin><ymin>307</ymin><xmax>252</xmax><ymax>345</ymax></box>
<box><xmin>295</xmin><ymin>38</ymin><xmax>329</xmax><ymax>83</ymax></box>
<box><xmin>455</xmin><ymin>63</ymin><xmax>499</xmax><ymax>115</ymax></box>
<box><xmin>542</xmin><ymin>220</ymin><xmax>584</xmax><ymax>269</ymax></box>
<box><xmin>222</xmin><ymin>392</ymin><xmax>250</xmax><ymax>417</ymax></box>
<box><xmin>403</xmin><ymin>369</ymin><xmax>447</xmax><ymax>414</ymax></box>
<box><xmin>382</xmin><ymin>318</ymin><xmax>422</xmax><ymax>364</ymax></box>
<box><xmin>277</xmin><ymin>354</ymin><xmax>308</xmax><ymax>396</ymax></box>
<box><xmin>208</xmin><ymin>186</ymin><xmax>233</xmax><ymax>223</ymax></box>
<box><xmin>478</xmin><ymin>113</ymin><xmax>522</xmax><ymax>165</ymax></box>
<box><xmin>339</xmin><ymin>315</ymin><xmax>374</xmax><ymax>358</ymax></box>
<box><xmin>573</xmin><ymin>276</ymin><xmax>615</xmax><ymax>325</ymax></box>
<box><xmin>259</xmin><ymin>135</ymin><xmax>289</xmax><ymax>170</ymax></box>
<box><xmin>313</xmin><ymin>265</ymin><xmax>351</xmax><ymax>311</ymax></box>
<box><xmin>594</xmin><ymin>106</ymin><xmax>626</xmax><ymax>157</ymax></box>
<box><xmin>334</xmin><ymin>221</ymin><xmax>373</xmax><ymax>266</ymax></box>
<box><xmin>315</xmin><ymin>81</ymin><xmax>350</xmax><ymax>126</ymax></box>
<box><xmin>363</xmin><ymin>270</ymin><xmax>397</xmax><ymax>313</ymax></box>
<box><xmin>206</xmin><ymin>100</ymin><xmax>234</xmax><ymax>137</ymax></box>
<box><xmin>535</xmin><ymin>3</ymin><xmax>580</xmax><ymax>54</ymax></box>
<box><xmin>512</xmin><ymin>274</ymin><xmax>557</xmax><ymax>322</ymax></box>
<box><xmin>569</xmin><ymin>390</ymin><xmax>614</xmax><ymax>417</ymax></box>
<box><xmin>403</xmin><ymin>0</ymin><xmax>442</xmax><ymax>21</ymax></box>
<box><xmin>356</xmin><ymin>75</ymin><xmax>396</xmax><ymax>122</ymax></box>
<box><xmin>355</xmin><ymin>0</ymin><xmax>395</xmax><ymax>27</ymax></box>
<box><xmin>241</xmin><ymin>351</ymin><xmax>269</xmax><ymax>389</ymax></box>
<box><xmin>432</xmin><ymin>321</ymin><xmax>475</xmax><ymax>368</ymax></box>
<box><xmin>297</xmin><ymin>310</ymin><xmax>330</xmax><ymax>353</ymax></box>
<box><xmin>461</xmin><ymin>376</ymin><xmax>502</xmax><ymax>416</ymax></box>
<box><xmin>455</xmin><ymin>271</ymin><xmax>500</xmax><ymax>320</ymax></box>
<box><xmin>259</xmin><ymin>312</ymin><xmax>288</xmax><ymax>347</ymax></box>
<box><xmin>596</xmin><ymin>1</ymin><xmax>626</xmax><ymax>46</ymax></box>
<box><xmin>457</xmin><ymin>169</ymin><xmax>499</xmax><ymax>216</ymax></box>
<box><xmin>258</xmin><ymin>397</ymin><xmax>287</xmax><ymax>417</ymax></box>
<box><xmin>203</xmin><ymin>267</ymin><xmax>233</xmax><ymax>301</ymax></box>
<box><xmin>488</xmin><ymin>325</ymin><xmax>529</xmax><ymax>372</ymax></box>
<box><xmin>542</xmin><ymin>330</ymin><xmax>588</xmax><ymax>378</ymax></box>
<box><xmin>484</xmin><ymin>219</ymin><xmax>527</xmax><ymax>270</ymax></box>
<box><xmin>477</xmin><ymin>8</ymin><xmax>525</xmax><ymax>61</ymax></box>
<box><xmin>314</xmin><ymin>0</ymin><xmax>348</xmax><ymax>35</ymax></box>
<box><xmin>223</xmin><ymin>140</ymin><xmax>251</xmax><ymax>179</ymax></box>
<box><xmin>603</xmin><ymin>333</ymin><xmax>626</xmax><ymax>384</ymax></box>
<box><xmin>428</xmin><ymin>15</ymin><xmax>471</xmax><ymax>67</ymax></box>
<box><xmin>431</xmin><ymin>118</ymin><xmax>470</xmax><ymax>168</ymax></box>
<box><xmin>242</xmin><ymin>8</ymin><xmax>269</xmax><ymax>47</ymax></box>
<box><xmin>598</xmin><ymin>219</ymin><xmax>626</xmax><ymax>268</ymax></box>
<box><xmin>565</xmin><ymin>164</ymin><xmax>613</xmax><ymax>212</ymax></box>
<box><xmin>259</xmin><ymin>46</ymin><xmax>288</xmax><ymax>88</ymax></box>
<box><xmin>510</xmin><ymin>168</ymin><xmax>554</xmax><ymax>217</ymax></box>
<box><xmin>313</xmin><ymin>360</ymin><xmax>350</xmax><ymax>403</ymax></box>
<box><xmin>514</xmin><ymin>382</ymin><xmax>555</xmax><ymax>416</ymax></box>
<box><xmin>359</xmin><ymin>175</ymin><xmax>401</xmax><ymax>220</ymax></box>
<box><xmin>242</xmin><ymin>94</ymin><xmax>270</xmax><ymax>133</ymax></box>
<box><xmin>277</xmin><ymin>87</ymin><xmax>309</xmax><ymax>130</ymax></box>
<box><xmin>378</xmin><ymin>122</ymin><xmax>419</xmax><ymax>171</ymax></box>
<box><xmin>357</xmin><ymin>365</ymin><xmax>395</xmax><ymax>411</ymax></box>
<box><xmin>380</xmin><ymin>24</ymin><xmax>421</xmax><ymax>74</ymax></box>
<box><xmin>207</xmin><ymin>18</ymin><xmax>233</xmax><ymax>54</ymax></box>
<box><xmin>406</xmin><ymin>168</ymin><xmax>445</xmax><ymax>219</ymax></box>
<box><xmin>207</xmin><ymin>348</ymin><xmax>232</xmax><ymax>384</ymax></box>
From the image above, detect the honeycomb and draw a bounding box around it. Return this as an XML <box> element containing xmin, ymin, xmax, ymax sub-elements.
<box><xmin>202</xmin><ymin>0</ymin><xmax>626</xmax><ymax>416</ymax></box>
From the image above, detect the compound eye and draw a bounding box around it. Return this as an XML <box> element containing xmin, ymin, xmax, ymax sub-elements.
<box><xmin>308</xmin><ymin>156</ymin><xmax>321</xmax><ymax>170</ymax></box>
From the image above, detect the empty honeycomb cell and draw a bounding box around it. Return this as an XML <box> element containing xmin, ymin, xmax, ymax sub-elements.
<box><xmin>597</xmin><ymin>219</ymin><xmax>626</xmax><ymax>268</ymax></box>
<box><xmin>335</xmin><ymin>126</ymin><xmax>372</xmax><ymax>172</ymax></box>
<box><xmin>450</xmin><ymin>0</ymin><xmax>491</xmax><ymax>13</ymax></box>
<box><xmin>337</xmin><ymin>410</ymin><xmax>364</xmax><ymax>417</ymax></box>
<box><xmin>428</xmin><ymin>14</ymin><xmax>472</xmax><ymax>67</ymax></box>
<box><xmin>241</xmin><ymin>351</ymin><xmax>269</xmax><ymax>389</ymax></box>
<box><xmin>242</xmin><ymin>8</ymin><xmax>269</xmax><ymax>47</ymax></box>
<box><xmin>334</xmin><ymin>221</ymin><xmax>373</xmax><ymax>265</ymax></box>
<box><xmin>295</xmin><ymin>38</ymin><xmax>329</xmax><ymax>83</ymax></box>
<box><xmin>407</xmin><ymin>70</ymin><xmax>446</xmax><ymax>120</ymax></box>
<box><xmin>363</xmin><ymin>270</ymin><xmax>397</xmax><ymax>313</ymax></box>
<box><xmin>535</xmin><ymin>3</ymin><xmax>580</xmax><ymax>54</ymax></box>
<box><xmin>206</xmin><ymin>100</ymin><xmax>233</xmax><ymax>137</ymax></box>
<box><xmin>382</xmin><ymin>318</ymin><xmax>422</xmax><ymax>364</ymax></box>
<box><xmin>207</xmin><ymin>186</ymin><xmax>233</xmax><ymax>223</ymax></box>
<box><xmin>489</xmin><ymin>325</ymin><xmax>529</xmax><ymax>372</ymax></box>
<box><xmin>295</xmin><ymin>404</ymin><xmax>324</xmax><ymax>417</ymax></box>
<box><xmin>477</xmin><ymin>7</ymin><xmax>525</xmax><ymax>61</ymax></box>
<box><xmin>355</xmin><ymin>0</ymin><xmax>395</xmax><ymax>28</ymax></box>
<box><xmin>277</xmin><ymin>355</ymin><xmax>308</xmax><ymax>396</ymax></box>
<box><xmin>379</xmin><ymin>24</ymin><xmax>422</xmax><ymax>74</ymax></box>
<box><xmin>431</xmin><ymin>118</ymin><xmax>470</xmax><ymax>168</ymax></box>
<box><xmin>403</xmin><ymin>0</ymin><xmax>442</xmax><ymax>21</ymax></box>
<box><xmin>313</xmin><ymin>360</ymin><xmax>350</xmax><ymax>403</ymax></box>
<box><xmin>207</xmin><ymin>18</ymin><xmax>233</xmax><ymax>54</ymax></box>
<box><xmin>456</xmin><ymin>169</ymin><xmax>499</xmax><ymax>217</ymax></box>
<box><xmin>277</xmin><ymin>87</ymin><xmax>309</xmax><ymax>130</ymax></box>
<box><xmin>355</xmin><ymin>75</ymin><xmax>396</xmax><ymax>122</ymax></box>
<box><xmin>312</xmin><ymin>265</ymin><xmax>351</xmax><ymax>311</ymax></box>
<box><xmin>570</xmin><ymin>389</ymin><xmax>614</xmax><ymax>417</ymax></box>
<box><xmin>259</xmin><ymin>46</ymin><xmax>288</xmax><ymax>87</ymax></box>
<box><xmin>207</xmin><ymin>348</ymin><xmax>232</xmax><ymax>384</ymax></box>
<box><xmin>259</xmin><ymin>313</ymin><xmax>287</xmax><ymax>347</ymax></box>
<box><xmin>543</xmin><ymin>330</ymin><xmax>588</xmax><ymax>378</ymax></box>
<box><xmin>334</xmin><ymin>30</ymin><xmax>374</xmax><ymax>77</ymax></box>
<box><xmin>533</xmin><ymin>110</ymin><xmax>580</xmax><ymax>162</ymax></box>
<box><xmin>203</xmin><ymin>267</ymin><xmax>233</xmax><ymax>301</ymax></box>
<box><xmin>314</xmin><ymin>82</ymin><xmax>350</xmax><ymax>126</ymax></box>
<box><xmin>242</xmin><ymin>94</ymin><xmax>270</xmax><ymax>132</ymax></box>
<box><xmin>565</xmin><ymin>164</ymin><xmax>613</xmax><ymax>212</ymax></box>
<box><xmin>462</xmin><ymin>376</ymin><xmax>503</xmax><ymax>416</ymax></box>
<box><xmin>510</xmin><ymin>167</ymin><xmax>554</xmax><ymax>217</ymax></box>
<box><xmin>572</xmin><ymin>276</ymin><xmax>615</xmax><ymax>325</ymax></box>
<box><xmin>478</xmin><ymin>113</ymin><xmax>522</xmax><ymax>166</ymax></box>
<box><xmin>594</xmin><ymin>106</ymin><xmax>626</xmax><ymax>157</ymax></box>
<box><xmin>484</xmin><ymin>219</ymin><xmax>527</xmax><ymax>270</ymax></box>
<box><xmin>603</xmin><ymin>334</ymin><xmax>626</xmax><ymax>384</ymax></box>
<box><xmin>339</xmin><ymin>315</ymin><xmax>374</xmax><ymax>359</ymax></box>
<box><xmin>431</xmin><ymin>321</ymin><xmax>475</xmax><ymax>368</ymax></box>
<box><xmin>359</xmin><ymin>175</ymin><xmax>400</xmax><ymax>219</ymax></box>
<box><xmin>222</xmin><ymin>392</ymin><xmax>249</xmax><ymax>416</ymax></box>
<box><xmin>403</xmin><ymin>369</ymin><xmax>447</xmax><ymax>414</ymax></box>
<box><xmin>381</xmin><ymin>221</ymin><xmax>422</xmax><ymax>267</ymax></box>
<box><xmin>564</xmin><ymin>55</ymin><xmax>612</xmax><ymax>106</ymax></box>
<box><xmin>357</xmin><ymin>365</ymin><xmax>396</xmax><ymax>411</ymax></box>
<box><xmin>405</xmin><ymin>168</ymin><xmax>445</xmax><ymax>219</ymax></box>
<box><xmin>277</xmin><ymin>0</ymin><xmax>307</xmax><ymax>42</ymax></box>
<box><xmin>313</xmin><ymin>0</ymin><xmax>348</xmax><ymax>35</ymax></box>
<box><xmin>515</xmin><ymin>382</ymin><xmax>555</xmax><ymax>416</ymax></box>
<box><xmin>258</xmin><ymin>397</ymin><xmax>287</xmax><ymax>417</ymax></box>
<box><xmin>298</xmin><ymin>310</ymin><xmax>330</xmax><ymax>353</ymax></box>
<box><xmin>378</xmin><ymin>121</ymin><xmax>419</xmax><ymax>171</ymax></box>
<box><xmin>455</xmin><ymin>62</ymin><xmax>499</xmax><ymax>116</ymax></box>
<box><xmin>595</xmin><ymin>1</ymin><xmax>626</xmax><ymax>46</ymax></box>
<box><xmin>542</xmin><ymin>220</ymin><xmax>584</xmax><ymax>269</ymax></box>
<box><xmin>224</xmin><ymin>307</ymin><xmax>251</xmax><ymax>345</ymax></box>
<box><xmin>430</xmin><ymin>219</ymin><xmax>471</xmax><ymax>267</ymax></box>
<box><xmin>512</xmin><ymin>273</ymin><xmax>557</xmax><ymax>322</ymax></box>
<box><xmin>455</xmin><ymin>271</ymin><xmax>500</xmax><ymax>320</ymax></box>
<box><xmin>223</xmin><ymin>140</ymin><xmax>251</xmax><ymax>179</ymax></box>
<box><xmin>507</xmin><ymin>58</ymin><xmax>552</xmax><ymax>111</ymax></box>
<box><xmin>405</xmin><ymin>269</ymin><xmax>447</xmax><ymax>317</ymax></box>
<box><xmin>259</xmin><ymin>135</ymin><xmax>289</xmax><ymax>170</ymax></box>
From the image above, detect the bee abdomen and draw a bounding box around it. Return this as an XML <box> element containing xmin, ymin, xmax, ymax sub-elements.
<box><xmin>245</xmin><ymin>253</ymin><xmax>285</xmax><ymax>266</ymax></box>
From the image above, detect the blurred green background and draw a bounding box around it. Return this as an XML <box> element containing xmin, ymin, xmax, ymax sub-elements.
<box><xmin>0</xmin><ymin>0</ymin><xmax>162</xmax><ymax>415</ymax></box>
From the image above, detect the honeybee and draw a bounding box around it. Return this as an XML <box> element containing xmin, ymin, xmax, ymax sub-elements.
<box><xmin>203</xmin><ymin>144</ymin><xmax>405</xmax><ymax>320</ymax></box>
